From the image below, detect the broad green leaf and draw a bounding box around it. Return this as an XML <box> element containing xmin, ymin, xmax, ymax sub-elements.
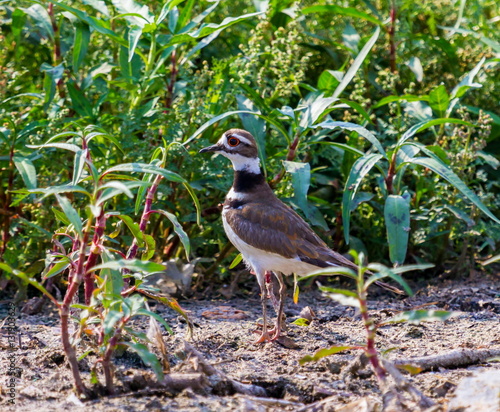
<box><xmin>52</xmin><ymin>206</ymin><xmax>71</xmax><ymax>225</ymax></box>
<box><xmin>318</xmin><ymin>285</ymin><xmax>360</xmax><ymax>307</ymax></box>
<box><xmin>90</xmin><ymin>259</ymin><xmax>166</xmax><ymax>273</ymax></box>
<box><xmin>342</xmin><ymin>153</ymin><xmax>384</xmax><ymax>243</ymax></box>
<box><xmin>406</xmin><ymin>56</ymin><xmax>423</xmax><ymax>82</ymax></box>
<box><xmin>299</xmin><ymin>96</ymin><xmax>338</xmax><ymax>129</ymax></box>
<box><xmin>365</xmin><ymin>264</ymin><xmax>413</xmax><ymax>296</ymax></box>
<box><xmin>332</xmin><ymin>26</ymin><xmax>380</xmax><ymax>99</ymax></box>
<box><xmin>450</xmin><ymin>57</ymin><xmax>485</xmax><ymax>100</ymax></box>
<box><xmin>128</xmin><ymin>25</ymin><xmax>143</xmax><ymax>62</ymax></box>
<box><xmin>317</xmin><ymin>70</ymin><xmax>342</xmax><ymax>91</ymax></box>
<box><xmin>283</xmin><ymin>161</ymin><xmax>328</xmax><ymax>230</ymax></box>
<box><xmin>82</xmin><ymin>0</ymin><xmax>110</xmax><ymax>17</ymax></box>
<box><xmin>98</xmin><ymin>181</ymin><xmax>148</xmax><ymax>205</ymax></box>
<box><xmin>21</xmin><ymin>4</ymin><xmax>54</xmax><ymax>41</ymax></box>
<box><xmin>103</xmin><ymin>163</ymin><xmax>184</xmax><ymax>182</ymax></box>
<box><xmin>72</xmin><ymin>149</ymin><xmax>87</xmax><ymax>186</ymax></box>
<box><xmin>50</xmin><ymin>1</ymin><xmax>127</xmax><ymax>46</ymax></box>
<box><xmin>302</xmin><ymin>5</ymin><xmax>382</xmax><ymax>26</ymax></box>
<box><xmin>55</xmin><ymin>194</ymin><xmax>83</xmax><ymax>238</ymax></box>
<box><xmin>342</xmin><ymin>23</ymin><xmax>360</xmax><ymax>52</ymax></box>
<box><xmin>384</xmin><ymin>195</ymin><xmax>410</xmax><ymax>265</ymax></box>
<box><xmin>142</xmin><ymin>234</ymin><xmax>156</xmax><ymax>261</ymax></box>
<box><xmin>40</xmin><ymin>63</ymin><xmax>64</xmax><ymax>108</ymax></box>
<box><xmin>73</xmin><ymin>22</ymin><xmax>91</xmax><ymax>72</ymax></box>
<box><xmin>101</xmin><ymin>249</ymin><xmax>123</xmax><ymax>296</ymax></box>
<box><xmin>236</xmin><ymin>95</ymin><xmax>267</xmax><ymax>166</ymax></box>
<box><xmin>298</xmin><ymin>266</ymin><xmax>358</xmax><ymax>282</ymax></box>
<box><xmin>314</xmin><ymin>120</ymin><xmax>386</xmax><ymax>158</ymax></box>
<box><xmin>28</xmin><ymin>184</ymin><xmax>91</xmax><ymax>199</ymax></box>
<box><xmin>428</xmin><ymin>85</ymin><xmax>449</xmax><ymax>118</ymax></box>
<box><xmin>27</xmin><ymin>142</ymin><xmax>82</xmax><ymax>153</ymax></box>
<box><xmin>43</xmin><ymin>260</ymin><xmax>70</xmax><ymax>279</ymax></box>
<box><xmin>122</xmin><ymin>341</ymin><xmax>164</xmax><ymax>381</ymax></box>
<box><xmin>299</xmin><ymin>345</ymin><xmax>359</xmax><ymax>365</ymax></box>
<box><xmin>103</xmin><ymin>309</ymin><xmax>123</xmax><ymax>335</ymax></box>
<box><xmin>111</xmin><ymin>0</ymin><xmax>153</xmax><ymax>27</ymax></box>
<box><xmin>117</xmin><ymin>215</ymin><xmax>145</xmax><ymax>247</ymax></box>
<box><xmin>313</xmin><ymin>141</ymin><xmax>365</xmax><ymax>157</ymax></box>
<box><xmin>13</xmin><ymin>156</ymin><xmax>37</xmax><ymax>190</ymax></box>
<box><xmin>407</xmin><ymin>157</ymin><xmax>500</xmax><ymax>224</ymax></box>
<box><xmin>67</xmin><ymin>81</ymin><xmax>94</xmax><ymax>118</ymax></box>
<box><xmin>381</xmin><ymin>310</ymin><xmax>457</xmax><ymax>325</ymax></box>
<box><xmin>152</xmin><ymin>210</ymin><xmax>191</xmax><ymax>259</ymax></box>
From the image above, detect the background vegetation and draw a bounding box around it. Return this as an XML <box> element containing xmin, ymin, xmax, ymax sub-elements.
<box><xmin>1</xmin><ymin>0</ymin><xmax>499</xmax><ymax>302</ymax></box>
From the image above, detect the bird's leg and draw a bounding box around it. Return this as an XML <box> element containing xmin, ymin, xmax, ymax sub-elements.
<box><xmin>270</xmin><ymin>271</ymin><xmax>287</xmax><ymax>340</ymax></box>
<box><xmin>253</xmin><ymin>271</ymin><xmax>271</xmax><ymax>343</ymax></box>
<box><xmin>265</xmin><ymin>270</ymin><xmax>280</xmax><ymax>312</ymax></box>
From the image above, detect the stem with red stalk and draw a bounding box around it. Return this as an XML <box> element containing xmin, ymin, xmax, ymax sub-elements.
<box><xmin>388</xmin><ymin>0</ymin><xmax>397</xmax><ymax>73</ymax></box>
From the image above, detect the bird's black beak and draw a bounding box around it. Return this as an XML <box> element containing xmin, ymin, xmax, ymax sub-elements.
<box><xmin>199</xmin><ymin>144</ymin><xmax>220</xmax><ymax>154</ymax></box>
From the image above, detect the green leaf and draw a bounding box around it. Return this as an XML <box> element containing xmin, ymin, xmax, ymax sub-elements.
<box><xmin>90</xmin><ymin>259</ymin><xmax>165</xmax><ymax>273</ymax></box>
<box><xmin>342</xmin><ymin>153</ymin><xmax>384</xmax><ymax>243</ymax></box>
<box><xmin>103</xmin><ymin>309</ymin><xmax>123</xmax><ymax>335</ymax></box>
<box><xmin>122</xmin><ymin>341</ymin><xmax>164</xmax><ymax>381</ymax></box>
<box><xmin>283</xmin><ymin>161</ymin><xmax>328</xmax><ymax>230</ymax></box>
<box><xmin>396</xmin><ymin>118</ymin><xmax>475</xmax><ymax>148</ymax></box>
<box><xmin>152</xmin><ymin>210</ymin><xmax>190</xmax><ymax>259</ymax></box>
<box><xmin>103</xmin><ymin>163</ymin><xmax>184</xmax><ymax>182</ymax></box>
<box><xmin>55</xmin><ymin>194</ymin><xmax>83</xmax><ymax>239</ymax></box>
<box><xmin>332</xmin><ymin>26</ymin><xmax>380</xmax><ymax>99</ymax></box>
<box><xmin>73</xmin><ymin>22</ymin><xmax>91</xmax><ymax>72</ymax></box>
<box><xmin>117</xmin><ymin>215</ymin><xmax>145</xmax><ymax>247</ymax></box>
<box><xmin>298</xmin><ymin>266</ymin><xmax>358</xmax><ymax>282</ymax></box>
<box><xmin>302</xmin><ymin>5</ymin><xmax>382</xmax><ymax>26</ymax></box>
<box><xmin>111</xmin><ymin>0</ymin><xmax>153</xmax><ymax>27</ymax></box>
<box><xmin>43</xmin><ymin>259</ymin><xmax>71</xmax><ymax>279</ymax></box>
<box><xmin>142</xmin><ymin>234</ymin><xmax>156</xmax><ymax>261</ymax></box>
<box><xmin>299</xmin><ymin>345</ymin><xmax>359</xmax><ymax>365</ymax></box>
<box><xmin>291</xmin><ymin>318</ymin><xmax>311</xmax><ymax>327</ymax></box>
<box><xmin>384</xmin><ymin>195</ymin><xmax>410</xmax><ymax>265</ymax></box>
<box><xmin>407</xmin><ymin>157</ymin><xmax>500</xmax><ymax>224</ymax></box>
<box><xmin>236</xmin><ymin>95</ymin><xmax>267</xmax><ymax>166</ymax></box>
<box><xmin>22</xmin><ymin>4</ymin><xmax>54</xmax><ymax>41</ymax></box>
<box><xmin>318</xmin><ymin>285</ymin><xmax>360</xmax><ymax>307</ymax></box>
<box><xmin>407</xmin><ymin>56</ymin><xmax>424</xmax><ymax>82</ymax></box>
<box><xmin>372</xmin><ymin>94</ymin><xmax>429</xmax><ymax>109</ymax></box>
<box><xmin>313</xmin><ymin>141</ymin><xmax>365</xmax><ymax>157</ymax></box>
<box><xmin>381</xmin><ymin>310</ymin><xmax>457</xmax><ymax>325</ymax></box>
<box><xmin>72</xmin><ymin>149</ymin><xmax>88</xmax><ymax>186</ymax></box>
<box><xmin>365</xmin><ymin>264</ymin><xmax>413</xmax><ymax>296</ymax></box>
<box><xmin>67</xmin><ymin>81</ymin><xmax>94</xmax><ymax>118</ymax></box>
<box><xmin>229</xmin><ymin>253</ymin><xmax>243</xmax><ymax>269</ymax></box>
<box><xmin>27</xmin><ymin>142</ymin><xmax>81</xmax><ymax>153</ymax></box>
<box><xmin>317</xmin><ymin>70</ymin><xmax>342</xmax><ymax>91</ymax></box>
<box><xmin>128</xmin><ymin>25</ymin><xmax>143</xmax><ymax>62</ymax></box>
<box><xmin>50</xmin><ymin>1</ymin><xmax>127</xmax><ymax>46</ymax></box>
<box><xmin>28</xmin><ymin>184</ymin><xmax>91</xmax><ymax>199</ymax></box>
<box><xmin>428</xmin><ymin>85</ymin><xmax>449</xmax><ymax>118</ymax></box>
<box><xmin>314</xmin><ymin>120</ymin><xmax>387</xmax><ymax>158</ymax></box>
<box><xmin>13</xmin><ymin>156</ymin><xmax>37</xmax><ymax>190</ymax></box>
<box><xmin>136</xmin><ymin>308</ymin><xmax>173</xmax><ymax>334</ymax></box>
<box><xmin>390</xmin><ymin>264</ymin><xmax>434</xmax><ymax>274</ymax></box>
<box><xmin>299</xmin><ymin>96</ymin><xmax>338</xmax><ymax>129</ymax></box>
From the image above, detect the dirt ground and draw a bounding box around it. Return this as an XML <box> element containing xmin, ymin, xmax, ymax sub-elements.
<box><xmin>0</xmin><ymin>270</ymin><xmax>499</xmax><ymax>411</ymax></box>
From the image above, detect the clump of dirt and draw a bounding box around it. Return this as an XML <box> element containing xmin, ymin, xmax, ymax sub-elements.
<box><xmin>0</xmin><ymin>272</ymin><xmax>499</xmax><ymax>411</ymax></box>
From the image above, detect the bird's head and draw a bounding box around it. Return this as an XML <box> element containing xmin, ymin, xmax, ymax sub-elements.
<box><xmin>199</xmin><ymin>129</ymin><xmax>261</xmax><ymax>173</ymax></box>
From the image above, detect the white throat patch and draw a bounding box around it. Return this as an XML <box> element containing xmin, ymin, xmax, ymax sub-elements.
<box><xmin>220</xmin><ymin>152</ymin><xmax>261</xmax><ymax>174</ymax></box>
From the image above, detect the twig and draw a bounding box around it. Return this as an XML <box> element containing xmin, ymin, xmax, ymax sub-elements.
<box><xmin>181</xmin><ymin>341</ymin><xmax>267</xmax><ymax>397</ymax></box>
<box><xmin>393</xmin><ymin>348</ymin><xmax>500</xmax><ymax>372</ymax></box>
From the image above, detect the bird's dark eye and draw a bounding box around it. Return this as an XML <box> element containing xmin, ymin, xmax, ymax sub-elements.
<box><xmin>228</xmin><ymin>137</ymin><xmax>240</xmax><ymax>147</ymax></box>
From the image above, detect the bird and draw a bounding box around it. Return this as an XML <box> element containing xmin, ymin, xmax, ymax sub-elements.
<box><xmin>200</xmin><ymin>128</ymin><xmax>400</xmax><ymax>343</ymax></box>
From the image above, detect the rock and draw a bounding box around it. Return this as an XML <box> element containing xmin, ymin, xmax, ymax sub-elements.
<box><xmin>448</xmin><ymin>369</ymin><xmax>500</xmax><ymax>412</ymax></box>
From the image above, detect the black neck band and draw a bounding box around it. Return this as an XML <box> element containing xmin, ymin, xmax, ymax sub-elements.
<box><xmin>233</xmin><ymin>170</ymin><xmax>265</xmax><ymax>192</ymax></box>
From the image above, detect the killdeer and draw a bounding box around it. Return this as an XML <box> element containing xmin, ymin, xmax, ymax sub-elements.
<box><xmin>200</xmin><ymin>129</ymin><xmax>398</xmax><ymax>343</ymax></box>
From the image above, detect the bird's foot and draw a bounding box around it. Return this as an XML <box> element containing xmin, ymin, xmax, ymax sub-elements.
<box><xmin>252</xmin><ymin>329</ymin><xmax>273</xmax><ymax>343</ymax></box>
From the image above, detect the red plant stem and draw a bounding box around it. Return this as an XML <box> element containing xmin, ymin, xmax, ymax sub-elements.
<box><xmin>126</xmin><ymin>174</ymin><xmax>163</xmax><ymax>260</ymax></box>
<box><xmin>102</xmin><ymin>330</ymin><xmax>122</xmax><ymax>395</ymax></box>
<box><xmin>165</xmin><ymin>49</ymin><xmax>178</xmax><ymax>110</ymax></box>
<box><xmin>385</xmin><ymin>151</ymin><xmax>397</xmax><ymax>195</ymax></box>
<box><xmin>359</xmin><ymin>296</ymin><xmax>387</xmax><ymax>383</ymax></box>
<box><xmin>270</xmin><ymin>133</ymin><xmax>301</xmax><ymax>187</ymax></box>
<box><xmin>389</xmin><ymin>1</ymin><xmax>397</xmax><ymax>73</ymax></box>
<box><xmin>0</xmin><ymin>145</ymin><xmax>15</xmax><ymax>257</ymax></box>
<box><xmin>83</xmin><ymin>210</ymin><xmax>107</xmax><ymax>305</ymax></box>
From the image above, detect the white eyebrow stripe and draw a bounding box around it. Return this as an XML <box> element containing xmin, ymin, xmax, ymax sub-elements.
<box><xmin>231</xmin><ymin>133</ymin><xmax>253</xmax><ymax>146</ymax></box>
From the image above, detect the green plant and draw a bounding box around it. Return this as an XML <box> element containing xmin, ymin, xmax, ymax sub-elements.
<box><xmin>6</xmin><ymin>125</ymin><xmax>197</xmax><ymax>396</ymax></box>
<box><xmin>298</xmin><ymin>252</ymin><xmax>453</xmax><ymax>385</ymax></box>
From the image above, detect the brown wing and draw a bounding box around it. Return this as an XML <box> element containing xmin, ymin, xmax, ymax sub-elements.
<box><xmin>224</xmin><ymin>198</ymin><xmax>339</xmax><ymax>264</ymax></box>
